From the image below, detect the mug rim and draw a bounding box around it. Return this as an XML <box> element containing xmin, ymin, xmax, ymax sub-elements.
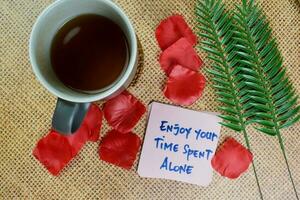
<box><xmin>29</xmin><ymin>0</ymin><xmax>137</xmax><ymax>103</ymax></box>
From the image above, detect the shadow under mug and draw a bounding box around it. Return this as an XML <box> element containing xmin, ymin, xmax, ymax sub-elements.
<box><xmin>29</xmin><ymin>0</ymin><xmax>138</xmax><ymax>134</ymax></box>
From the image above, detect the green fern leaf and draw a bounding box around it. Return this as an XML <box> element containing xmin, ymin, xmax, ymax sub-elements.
<box><xmin>232</xmin><ymin>2</ymin><xmax>300</xmax><ymax>133</ymax></box>
<box><xmin>195</xmin><ymin>0</ymin><xmax>263</xmax><ymax>198</ymax></box>
<box><xmin>196</xmin><ymin>0</ymin><xmax>246</xmax><ymax>131</ymax></box>
<box><xmin>232</xmin><ymin>0</ymin><xmax>299</xmax><ymax>198</ymax></box>
<box><xmin>254</xmin><ymin>127</ymin><xmax>276</xmax><ymax>136</ymax></box>
<box><xmin>280</xmin><ymin>114</ymin><xmax>300</xmax><ymax>129</ymax></box>
<box><xmin>220</xmin><ymin>122</ymin><xmax>242</xmax><ymax>131</ymax></box>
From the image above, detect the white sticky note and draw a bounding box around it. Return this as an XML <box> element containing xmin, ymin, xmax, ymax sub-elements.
<box><xmin>138</xmin><ymin>102</ymin><xmax>222</xmax><ymax>186</ymax></box>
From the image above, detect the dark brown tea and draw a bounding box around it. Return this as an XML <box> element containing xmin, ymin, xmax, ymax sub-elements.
<box><xmin>51</xmin><ymin>14</ymin><xmax>129</xmax><ymax>92</ymax></box>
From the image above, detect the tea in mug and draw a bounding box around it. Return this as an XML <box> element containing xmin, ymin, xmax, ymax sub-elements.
<box><xmin>51</xmin><ymin>14</ymin><xmax>129</xmax><ymax>92</ymax></box>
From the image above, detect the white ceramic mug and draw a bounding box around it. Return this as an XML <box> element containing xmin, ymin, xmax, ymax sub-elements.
<box><xmin>29</xmin><ymin>0</ymin><xmax>138</xmax><ymax>134</ymax></box>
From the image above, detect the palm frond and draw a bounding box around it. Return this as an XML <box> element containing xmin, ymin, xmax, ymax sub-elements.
<box><xmin>232</xmin><ymin>0</ymin><xmax>299</xmax><ymax>198</ymax></box>
<box><xmin>196</xmin><ymin>0</ymin><xmax>246</xmax><ymax>131</ymax></box>
<box><xmin>195</xmin><ymin>0</ymin><xmax>263</xmax><ymax>198</ymax></box>
<box><xmin>232</xmin><ymin>2</ymin><xmax>300</xmax><ymax>131</ymax></box>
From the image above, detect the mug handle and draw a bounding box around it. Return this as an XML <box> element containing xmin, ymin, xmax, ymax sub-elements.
<box><xmin>52</xmin><ymin>98</ymin><xmax>90</xmax><ymax>134</ymax></box>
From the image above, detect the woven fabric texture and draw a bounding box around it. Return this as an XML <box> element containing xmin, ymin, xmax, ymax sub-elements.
<box><xmin>0</xmin><ymin>0</ymin><xmax>299</xmax><ymax>199</ymax></box>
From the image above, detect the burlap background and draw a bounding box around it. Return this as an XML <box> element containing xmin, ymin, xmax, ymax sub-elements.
<box><xmin>1</xmin><ymin>0</ymin><xmax>299</xmax><ymax>199</ymax></box>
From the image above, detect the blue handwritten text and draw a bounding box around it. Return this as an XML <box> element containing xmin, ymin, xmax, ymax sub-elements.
<box><xmin>182</xmin><ymin>144</ymin><xmax>213</xmax><ymax>161</ymax></box>
<box><xmin>194</xmin><ymin>129</ymin><xmax>218</xmax><ymax>142</ymax></box>
<box><xmin>154</xmin><ymin>136</ymin><xmax>179</xmax><ymax>153</ymax></box>
<box><xmin>160</xmin><ymin>121</ymin><xmax>192</xmax><ymax>139</ymax></box>
<box><xmin>160</xmin><ymin>156</ymin><xmax>194</xmax><ymax>174</ymax></box>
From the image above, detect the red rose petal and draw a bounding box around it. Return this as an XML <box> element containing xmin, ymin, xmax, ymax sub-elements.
<box><xmin>155</xmin><ymin>14</ymin><xmax>197</xmax><ymax>50</ymax></box>
<box><xmin>99</xmin><ymin>130</ymin><xmax>141</xmax><ymax>170</ymax></box>
<box><xmin>159</xmin><ymin>38</ymin><xmax>203</xmax><ymax>75</ymax></box>
<box><xmin>33</xmin><ymin>131</ymin><xmax>73</xmax><ymax>176</ymax></box>
<box><xmin>103</xmin><ymin>91</ymin><xmax>146</xmax><ymax>133</ymax></box>
<box><xmin>163</xmin><ymin>65</ymin><xmax>206</xmax><ymax>106</ymax></box>
<box><xmin>83</xmin><ymin>104</ymin><xmax>103</xmax><ymax>142</ymax></box>
<box><xmin>33</xmin><ymin>124</ymin><xmax>90</xmax><ymax>175</ymax></box>
<box><xmin>65</xmin><ymin>123</ymin><xmax>90</xmax><ymax>157</ymax></box>
<box><xmin>33</xmin><ymin>104</ymin><xmax>103</xmax><ymax>175</ymax></box>
<box><xmin>211</xmin><ymin>137</ymin><xmax>253</xmax><ymax>179</ymax></box>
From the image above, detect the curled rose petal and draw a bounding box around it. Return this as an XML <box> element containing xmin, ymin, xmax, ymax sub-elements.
<box><xmin>155</xmin><ymin>14</ymin><xmax>197</xmax><ymax>50</ymax></box>
<box><xmin>163</xmin><ymin>65</ymin><xmax>206</xmax><ymax>106</ymax></box>
<box><xmin>159</xmin><ymin>38</ymin><xmax>203</xmax><ymax>75</ymax></box>
<box><xmin>33</xmin><ymin>131</ymin><xmax>73</xmax><ymax>176</ymax></box>
<box><xmin>211</xmin><ymin>137</ymin><xmax>253</xmax><ymax>179</ymax></box>
<box><xmin>99</xmin><ymin>130</ymin><xmax>141</xmax><ymax>170</ymax></box>
<box><xmin>103</xmin><ymin>91</ymin><xmax>146</xmax><ymax>133</ymax></box>
<box><xmin>83</xmin><ymin>103</ymin><xmax>103</xmax><ymax>142</ymax></box>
